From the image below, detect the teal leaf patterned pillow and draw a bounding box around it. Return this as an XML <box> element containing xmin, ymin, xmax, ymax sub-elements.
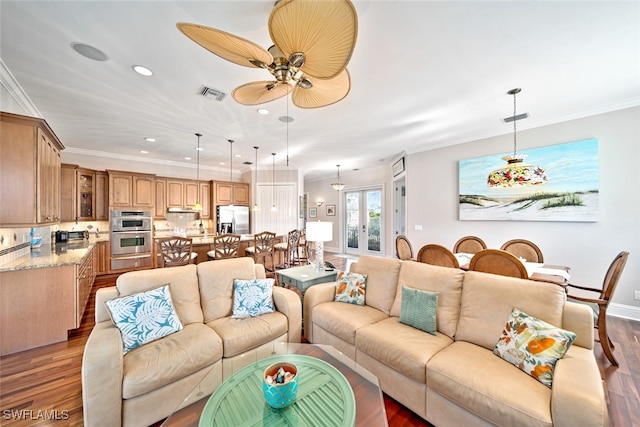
<box><xmin>334</xmin><ymin>271</ymin><xmax>367</xmax><ymax>305</ymax></box>
<box><xmin>232</xmin><ymin>278</ymin><xmax>276</xmax><ymax>318</ymax></box>
<box><xmin>494</xmin><ymin>307</ymin><xmax>576</xmax><ymax>388</ymax></box>
<box><xmin>105</xmin><ymin>284</ymin><xmax>183</xmax><ymax>354</ymax></box>
<box><xmin>399</xmin><ymin>285</ymin><xmax>438</xmax><ymax>335</ymax></box>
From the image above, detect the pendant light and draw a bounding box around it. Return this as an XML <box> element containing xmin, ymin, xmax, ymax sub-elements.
<box><xmin>271</xmin><ymin>153</ymin><xmax>277</xmax><ymax>212</ymax></box>
<box><xmin>331</xmin><ymin>164</ymin><xmax>346</xmax><ymax>191</ymax></box>
<box><xmin>252</xmin><ymin>146</ymin><xmax>260</xmax><ymax>211</ymax></box>
<box><xmin>228</xmin><ymin>139</ymin><xmax>234</xmax><ymax>206</ymax></box>
<box><xmin>193</xmin><ymin>133</ymin><xmax>203</xmax><ymax>211</ymax></box>
<box><xmin>487</xmin><ymin>88</ymin><xmax>547</xmax><ymax>188</ymax></box>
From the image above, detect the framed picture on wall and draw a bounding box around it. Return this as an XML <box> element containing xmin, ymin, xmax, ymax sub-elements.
<box><xmin>309</xmin><ymin>207</ymin><xmax>317</xmax><ymax>218</ymax></box>
<box><xmin>393</xmin><ymin>157</ymin><xmax>405</xmax><ymax>176</ymax></box>
<box><xmin>326</xmin><ymin>204</ymin><xmax>336</xmax><ymax>216</ymax></box>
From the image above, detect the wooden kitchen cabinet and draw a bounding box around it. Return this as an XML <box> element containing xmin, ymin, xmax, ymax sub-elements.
<box><xmin>60</xmin><ymin>163</ymin><xmax>78</xmax><ymax>221</ymax></box>
<box><xmin>214</xmin><ymin>181</ymin><xmax>250</xmax><ymax>206</ymax></box>
<box><xmin>108</xmin><ymin>170</ymin><xmax>155</xmax><ymax>208</ymax></box>
<box><xmin>0</xmin><ymin>112</ymin><xmax>64</xmax><ymax>226</ymax></box>
<box><xmin>154</xmin><ymin>179</ymin><xmax>167</xmax><ymax>219</ymax></box>
<box><xmin>96</xmin><ymin>241</ymin><xmax>111</xmax><ymax>275</ymax></box>
<box><xmin>76</xmin><ymin>246</ymin><xmax>97</xmax><ymax>326</ymax></box>
<box><xmin>95</xmin><ymin>171</ymin><xmax>109</xmax><ymax>220</ymax></box>
<box><xmin>200</xmin><ymin>181</ymin><xmax>211</xmax><ymax>219</ymax></box>
<box><xmin>61</xmin><ymin>166</ymin><xmax>108</xmax><ymax>221</ymax></box>
<box><xmin>162</xmin><ymin>178</ymin><xmax>210</xmax><ymax>215</ymax></box>
<box><xmin>76</xmin><ymin>168</ymin><xmax>96</xmax><ymax>220</ymax></box>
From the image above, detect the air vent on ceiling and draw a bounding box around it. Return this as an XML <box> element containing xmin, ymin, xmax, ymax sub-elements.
<box><xmin>502</xmin><ymin>112</ymin><xmax>529</xmax><ymax>123</ymax></box>
<box><xmin>243</xmin><ymin>161</ymin><xmax>253</xmax><ymax>165</ymax></box>
<box><xmin>200</xmin><ymin>86</ymin><xmax>226</xmax><ymax>101</ymax></box>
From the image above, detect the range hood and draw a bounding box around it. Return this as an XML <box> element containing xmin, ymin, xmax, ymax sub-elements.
<box><xmin>166</xmin><ymin>207</ymin><xmax>200</xmax><ymax>218</ymax></box>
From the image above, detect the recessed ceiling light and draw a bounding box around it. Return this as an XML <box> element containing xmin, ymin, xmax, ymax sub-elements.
<box><xmin>257</xmin><ymin>108</ymin><xmax>269</xmax><ymax>115</ymax></box>
<box><xmin>219</xmin><ymin>162</ymin><xmax>225</xmax><ymax>166</ymax></box>
<box><xmin>234</xmin><ymin>154</ymin><xmax>241</xmax><ymax>158</ymax></box>
<box><xmin>132</xmin><ymin>65</ymin><xmax>153</xmax><ymax>76</ymax></box>
<box><xmin>71</xmin><ymin>42</ymin><xmax>108</xmax><ymax>61</ymax></box>
<box><xmin>139</xmin><ymin>150</ymin><xmax>149</xmax><ymax>154</ymax></box>
<box><xmin>279</xmin><ymin>116</ymin><xmax>294</xmax><ymax>123</ymax></box>
<box><xmin>195</xmin><ymin>147</ymin><xmax>204</xmax><ymax>151</ymax></box>
<box><xmin>184</xmin><ymin>156</ymin><xmax>192</xmax><ymax>160</ymax></box>
<box><xmin>144</xmin><ymin>137</ymin><xmax>156</xmax><ymax>142</ymax></box>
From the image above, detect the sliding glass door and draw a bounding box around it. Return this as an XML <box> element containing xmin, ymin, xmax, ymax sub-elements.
<box><xmin>344</xmin><ymin>188</ymin><xmax>383</xmax><ymax>257</ymax></box>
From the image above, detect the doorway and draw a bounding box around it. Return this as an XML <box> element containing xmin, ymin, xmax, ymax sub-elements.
<box><xmin>344</xmin><ymin>187</ymin><xmax>383</xmax><ymax>257</ymax></box>
<box><xmin>393</xmin><ymin>176</ymin><xmax>406</xmax><ymax>257</ymax></box>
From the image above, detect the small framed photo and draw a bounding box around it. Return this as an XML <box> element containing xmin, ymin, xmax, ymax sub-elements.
<box><xmin>309</xmin><ymin>207</ymin><xmax>317</xmax><ymax>218</ymax></box>
<box><xmin>326</xmin><ymin>204</ymin><xmax>336</xmax><ymax>216</ymax></box>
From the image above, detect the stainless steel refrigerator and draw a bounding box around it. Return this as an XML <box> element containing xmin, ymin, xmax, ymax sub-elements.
<box><xmin>216</xmin><ymin>205</ymin><xmax>250</xmax><ymax>235</ymax></box>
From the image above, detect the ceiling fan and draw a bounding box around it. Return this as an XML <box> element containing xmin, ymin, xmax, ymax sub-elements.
<box><xmin>177</xmin><ymin>0</ymin><xmax>358</xmax><ymax>109</ymax></box>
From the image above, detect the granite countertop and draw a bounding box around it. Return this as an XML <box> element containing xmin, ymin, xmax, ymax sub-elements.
<box><xmin>0</xmin><ymin>237</ymin><xmax>107</xmax><ymax>273</ymax></box>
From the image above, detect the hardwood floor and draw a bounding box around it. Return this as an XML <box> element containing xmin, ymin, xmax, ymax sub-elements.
<box><xmin>1</xmin><ymin>253</ymin><xmax>638</xmax><ymax>426</ymax></box>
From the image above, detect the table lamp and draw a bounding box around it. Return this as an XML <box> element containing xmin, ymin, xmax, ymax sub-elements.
<box><xmin>306</xmin><ymin>221</ymin><xmax>333</xmax><ymax>272</ymax></box>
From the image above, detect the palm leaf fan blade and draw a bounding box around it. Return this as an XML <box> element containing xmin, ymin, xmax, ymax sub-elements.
<box><xmin>233</xmin><ymin>81</ymin><xmax>292</xmax><ymax>106</ymax></box>
<box><xmin>268</xmin><ymin>0</ymin><xmax>357</xmax><ymax>79</ymax></box>
<box><xmin>177</xmin><ymin>23</ymin><xmax>272</xmax><ymax>68</ymax></box>
<box><xmin>292</xmin><ymin>69</ymin><xmax>351</xmax><ymax>109</ymax></box>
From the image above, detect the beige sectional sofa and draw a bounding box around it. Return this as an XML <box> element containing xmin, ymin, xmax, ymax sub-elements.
<box><xmin>304</xmin><ymin>256</ymin><xmax>607</xmax><ymax>427</ymax></box>
<box><xmin>82</xmin><ymin>257</ymin><xmax>301</xmax><ymax>427</ymax></box>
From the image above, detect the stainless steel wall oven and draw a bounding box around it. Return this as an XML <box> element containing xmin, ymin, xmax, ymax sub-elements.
<box><xmin>110</xmin><ymin>210</ymin><xmax>153</xmax><ymax>270</ymax></box>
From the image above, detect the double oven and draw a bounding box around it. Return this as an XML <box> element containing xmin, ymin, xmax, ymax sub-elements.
<box><xmin>110</xmin><ymin>210</ymin><xmax>153</xmax><ymax>270</ymax></box>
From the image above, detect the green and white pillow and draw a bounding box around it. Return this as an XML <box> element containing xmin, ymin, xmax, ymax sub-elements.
<box><xmin>232</xmin><ymin>278</ymin><xmax>276</xmax><ymax>318</ymax></box>
<box><xmin>494</xmin><ymin>307</ymin><xmax>576</xmax><ymax>388</ymax></box>
<box><xmin>399</xmin><ymin>285</ymin><xmax>438</xmax><ymax>335</ymax></box>
<box><xmin>105</xmin><ymin>284</ymin><xmax>183</xmax><ymax>354</ymax></box>
<box><xmin>334</xmin><ymin>271</ymin><xmax>367</xmax><ymax>305</ymax></box>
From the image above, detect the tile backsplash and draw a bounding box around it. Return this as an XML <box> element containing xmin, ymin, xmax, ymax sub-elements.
<box><xmin>0</xmin><ymin>226</ymin><xmax>49</xmax><ymax>266</ymax></box>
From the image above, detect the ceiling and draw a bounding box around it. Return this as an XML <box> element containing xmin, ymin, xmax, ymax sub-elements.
<box><xmin>2</xmin><ymin>1</ymin><xmax>639</xmax><ymax>181</ymax></box>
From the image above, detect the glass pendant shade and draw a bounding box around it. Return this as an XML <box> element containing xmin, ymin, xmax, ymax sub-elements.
<box><xmin>331</xmin><ymin>164</ymin><xmax>346</xmax><ymax>191</ymax></box>
<box><xmin>488</xmin><ymin>88</ymin><xmax>547</xmax><ymax>188</ymax></box>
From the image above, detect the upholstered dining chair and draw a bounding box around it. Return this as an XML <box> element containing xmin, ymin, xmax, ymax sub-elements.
<box><xmin>207</xmin><ymin>233</ymin><xmax>241</xmax><ymax>260</ymax></box>
<box><xmin>416</xmin><ymin>244</ymin><xmax>460</xmax><ymax>268</ymax></box>
<box><xmin>245</xmin><ymin>231</ymin><xmax>277</xmax><ymax>275</ymax></box>
<box><xmin>566</xmin><ymin>251</ymin><xmax>629</xmax><ymax>366</ymax></box>
<box><xmin>468</xmin><ymin>249</ymin><xmax>528</xmax><ymax>279</ymax></box>
<box><xmin>157</xmin><ymin>236</ymin><xmax>196</xmax><ymax>268</ymax></box>
<box><xmin>395</xmin><ymin>235</ymin><xmax>414</xmax><ymax>260</ymax></box>
<box><xmin>453</xmin><ymin>235</ymin><xmax>487</xmax><ymax>254</ymax></box>
<box><xmin>500</xmin><ymin>239</ymin><xmax>544</xmax><ymax>263</ymax></box>
<box><xmin>275</xmin><ymin>229</ymin><xmax>301</xmax><ymax>268</ymax></box>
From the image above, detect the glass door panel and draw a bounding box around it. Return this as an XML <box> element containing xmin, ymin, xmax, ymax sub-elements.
<box><xmin>345</xmin><ymin>188</ymin><xmax>382</xmax><ymax>256</ymax></box>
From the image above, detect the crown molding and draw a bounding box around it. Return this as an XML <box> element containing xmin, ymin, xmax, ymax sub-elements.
<box><xmin>0</xmin><ymin>59</ymin><xmax>42</xmax><ymax>117</ymax></box>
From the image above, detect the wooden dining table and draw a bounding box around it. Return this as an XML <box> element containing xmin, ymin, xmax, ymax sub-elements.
<box><xmin>454</xmin><ymin>253</ymin><xmax>571</xmax><ymax>287</ymax></box>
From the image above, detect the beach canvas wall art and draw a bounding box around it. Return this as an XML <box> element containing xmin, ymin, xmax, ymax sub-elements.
<box><xmin>459</xmin><ymin>138</ymin><xmax>599</xmax><ymax>222</ymax></box>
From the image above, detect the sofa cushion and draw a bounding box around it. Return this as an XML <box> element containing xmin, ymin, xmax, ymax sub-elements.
<box><xmin>399</xmin><ymin>286</ymin><xmax>438</xmax><ymax>335</ymax></box>
<box><xmin>390</xmin><ymin>261</ymin><xmax>464</xmax><ymax>339</ymax></box>
<box><xmin>207</xmin><ymin>311</ymin><xmax>288</xmax><ymax>358</ymax></box>
<box><xmin>455</xmin><ymin>271</ymin><xmax>566</xmax><ymax>350</ymax></box>
<box><xmin>334</xmin><ymin>271</ymin><xmax>367</xmax><ymax>306</ymax></box>
<box><xmin>357</xmin><ymin>317</ymin><xmax>452</xmax><ymax>383</ymax></box>
<box><xmin>197</xmin><ymin>258</ymin><xmax>258</xmax><ymax>323</ymax></box>
<box><xmin>428</xmin><ymin>341</ymin><xmax>552</xmax><ymax>427</ymax></box>
<box><xmin>351</xmin><ymin>256</ymin><xmax>402</xmax><ymax>315</ymax></box>
<box><xmin>116</xmin><ymin>264</ymin><xmax>203</xmax><ymax>325</ymax></box>
<box><xmin>122</xmin><ymin>323</ymin><xmax>222</xmax><ymax>399</ymax></box>
<box><xmin>232</xmin><ymin>278</ymin><xmax>275</xmax><ymax>318</ymax></box>
<box><xmin>106</xmin><ymin>284</ymin><xmax>183</xmax><ymax>354</ymax></box>
<box><xmin>312</xmin><ymin>301</ymin><xmax>388</xmax><ymax>345</ymax></box>
<box><xmin>494</xmin><ymin>307</ymin><xmax>576</xmax><ymax>388</ymax></box>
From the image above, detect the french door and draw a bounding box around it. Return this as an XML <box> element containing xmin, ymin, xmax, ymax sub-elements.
<box><xmin>344</xmin><ymin>187</ymin><xmax>383</xmax><ymax>257</ymax></box>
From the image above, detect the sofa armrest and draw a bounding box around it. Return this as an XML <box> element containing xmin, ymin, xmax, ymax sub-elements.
<box><xmin>272</xmin><ymin>286</ymin><xmax>302</xmax><ymax>343</ymax></box>
<box><xmin>95</xmin><ymin>286</ymin><xmax>119</xmax><ymax>323</ymax></box>
<box><xmin>303</xmin><ymin>282</ymin><xmax>337</xmax><ymax>343</ymax></box>
<box><xmin>551</xmin><ymin>345</ymin><xmax>608</xmax><ymax>427</ymax></box>
<box><xmin>82</xmin><ymin>322</ymin><xmax>124</xmax><ymax>427</ymax></box>
<box><xmin>563</xmin><ymin>300</ymin><xmax>594</xmax><ymax>349</ymax></box>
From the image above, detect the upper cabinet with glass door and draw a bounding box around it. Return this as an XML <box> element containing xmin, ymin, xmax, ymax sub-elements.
<box><xmin>76</xmin><ymin>169</ymin><xmax>95</xmax><ymax>220</ymax></box>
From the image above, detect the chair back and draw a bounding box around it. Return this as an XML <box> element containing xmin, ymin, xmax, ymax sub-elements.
<box><xmin>453</xmin><ymin>235</ymin><xmax>487</xmax><ymax>254</ymax></box>
<box><xmin>395</xmin><ymin>235</ymin><xmax>414</xmax><ymax>260</ymax></box>
<box><xmin>600</xmin><ymin>251</ymin><xmax>630</xmax><ymax>306</ymax></box>
<box><xmin>157</xmin><ymin>237</ymin><xmax>193</xmax><ymax>267</ymax></box>
<box><xmin>416</xmin><ymin>244</ymin><xmax>459</xmax><ymax>268</ymax></box>
<box><xmin>252</xmin><ymin>231</ymin><xmax>276</xmax><ymax>256</ymax></box>
<box><xmin>213</xmin><ymin>233</ymin><xmax>241</xmax><ymax>259</ymax></box>
<box><xmin>500</xmin><ymin>239</ymin><xmax>544</xmax><ymax>263</ymax></box>
<box><xmin>468</xmin><ymin>249</ymin><xmax>528</xmax><ymax>279</ymax></box>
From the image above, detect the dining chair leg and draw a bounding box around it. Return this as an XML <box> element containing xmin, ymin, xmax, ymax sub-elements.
<box><xmin>598</xmin><ymin>314</ymin><xmax>618</xmax><ymax>366</ymax></box>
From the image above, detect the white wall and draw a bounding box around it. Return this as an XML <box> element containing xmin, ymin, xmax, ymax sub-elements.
<box><xmin>407</xmin><ymin>107</ymin><xmax>640</xmax><ymax>317</ymax></box>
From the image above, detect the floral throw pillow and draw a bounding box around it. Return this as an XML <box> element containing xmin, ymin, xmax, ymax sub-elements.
<box><xmin>494</xmin><ymin>307</ymin><xmax>576</xmax><ymax>388</ymax></box>
<box><xmin>105</xmin><ymin>284</ymin><xmax>183</xmax><ymax>354</ymax></box>
<box><xmin>399</xmin><ymin>286</ymin><xmax>438</xmax><ymax>335</ymax></box>
<box><xmin>232</xmin><ymin>278</ymin><xmax>276</xmax><ymax>318</ymax></box>
<box><xmin>334</xmin><ymin>271</ymin><xmax>367</xmax><ymax>306</ymax></box>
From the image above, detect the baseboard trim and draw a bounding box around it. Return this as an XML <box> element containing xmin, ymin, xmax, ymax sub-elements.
<box><xmin>609</xmin><ymin>303</ymin><xmax>640</xmax><ymax>322</ymax></box>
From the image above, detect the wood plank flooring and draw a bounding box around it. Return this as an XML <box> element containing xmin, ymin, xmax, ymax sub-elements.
<box><xmin>1</xmin><ymin>253</ymin><xmax>638</xmax><ymax>426</ymax></box>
